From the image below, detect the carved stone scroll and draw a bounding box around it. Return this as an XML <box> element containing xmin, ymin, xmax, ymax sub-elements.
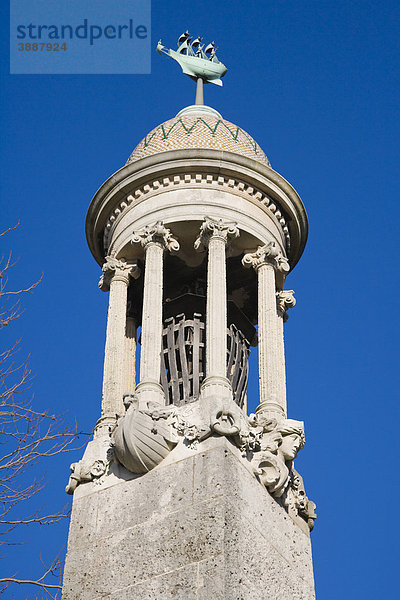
<box><xmin>242</xmin><ymin>241</ymin><xmax>290</xmax><ymax>274</ymax></box>
<box><xmin>131</xmin><ymin>221</ymin><xmax>180</xmax><ymax>253</ymax></box>
<box><xmin>99</xmin><ymin>256</ymin><xmax>140</xmax><ymax>292</ymax></box>
<box><xmin>66</xmin><ymin>459</ymin><xmax>108</xmax><ymax>495</ymax></box>
<box><xmin>276</xmin><ymin>289</ymin><xmax>296</xmax><ymax>322</ymax></box>
<box><xmin>194</xmin><ymin>216</ymin><xmax>239</xmax><ymax>253</ymax></box>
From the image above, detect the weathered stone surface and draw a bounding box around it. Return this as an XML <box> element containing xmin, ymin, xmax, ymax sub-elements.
<box><xmin>63</xmin><ymin>497</ymin><xmax>225</xmax><ymax>599</ymax></box>
<box><xmin>224</xmin><ymin>499</ymin><xmax>313</xmax><ymax>596</ymax></box>
<box><xmin>90</xmin><ymin>557</ymin><xmax>225</xmax><ymax>600</ymax></box>
<box><xmin>97</xmin><ymin>453</ymin><xmax>194</xmax><ymax>538</ymax></box>
<box><xmin>66</xmin><ymin>490</ymin><xmax>99</xmax><ymax>549</ymax></box>
<box><xmin>107</xmin><ymin>563</ymin><xmax>199</xmax><ymax>600</ymax></box>
<box><xmin>193</xmin><ymin>444</ymin><xmax>314</xmax><ymax>584</ymax></box>
<box><xmin>63</xmin><ymin>439</ymin><xmax>315</xmax><ymax>600</ymax></box>
<box><xmin>197</xmin><ymin>556</ymin><xmax>225</xmax><ymax>600</ymax></box>
<box><xmin>195</xmin><ymin>217</ymin><xmax>239</xmax><ymax>398</ymax></box>
<box><xmin>100</xmin><ymin>258</ymin><xmax>136</xmax><ymax>419</ymax></box>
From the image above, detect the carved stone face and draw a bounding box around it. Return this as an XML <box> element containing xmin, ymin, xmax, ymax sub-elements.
<box><xmin>279</xmin><ymin>433</ymin><xmax>303</xmax><ymax>461</ymax></box>
<box><xmin>260</xmin><ymin>431</ymin><xmax>281</xmax><ymax>454</ymax></box>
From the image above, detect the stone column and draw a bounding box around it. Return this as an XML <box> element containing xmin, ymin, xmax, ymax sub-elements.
<box><xmin>195</xmin><ymin>217</ymin><xmax>239</xmax><ymax>401</ymax></box>
<box><xmin>242</xmin><ymin>242</ymin><xmax>290</xmax><ymax>419</ymax></box>
<box><xmin>97</xmin><ymin>257</ymin><xmax>140</xmax><ymax>434</ymax></box>
<box><xmin>123</xmin><ymin>314</ymin><xmax>137</xmax><ymax>397</ymax></box>
<box><xmin>276</xmin><ymin>290</ymin><xmax>296</xmax><ymax>416</ymax></box>
<box><xmin>131</xmin><ymin>222</ymin><xmax>179</xmax><ymax>406</ymax></box>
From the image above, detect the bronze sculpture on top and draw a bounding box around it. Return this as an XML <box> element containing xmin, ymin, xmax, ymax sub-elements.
<box><xmin>157</xmin><ymin>31</ymin><xmax>227</xmax><ymax>104</ymax></box>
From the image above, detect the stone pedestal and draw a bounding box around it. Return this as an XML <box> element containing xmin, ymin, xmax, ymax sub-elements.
<box><xmin>62</xmin><ymin>438</ymin><xmax>315</xmax><ymax>600</ymax></box>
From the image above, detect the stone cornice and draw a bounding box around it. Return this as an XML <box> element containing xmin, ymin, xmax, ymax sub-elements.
<box><xmin>86</xmin><ymin>149</ymin><xmax>308</xmax><ymax>269</ymax></box>
<box><xmin>103</xmin><ymin>172</ymin><xmax>290</xmax><ymax>255</ymax></box>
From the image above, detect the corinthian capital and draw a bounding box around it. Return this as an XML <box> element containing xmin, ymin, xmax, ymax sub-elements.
<box><xmin>131</xmin><ymin>221</ymin><xmax>180</xmax><ymax>253</ymax></box>
<box><xmin>98</xmin><ymin>256</ymin><xmax>141</xmax><ymax>292</ymax></box>
<box><xmin>194</xmin><ymin>217</ymin><xmax>239</xmax><ymax>252</ymax></box>
<box><xmin>276</xmin><ymin>290</ymin><xmax>296</xmax><ymax>321</ymax></box>
<box><xmin>242</xmin><ymin>242</ymin><xmax>290</xmax><ymax>273</ymax></box>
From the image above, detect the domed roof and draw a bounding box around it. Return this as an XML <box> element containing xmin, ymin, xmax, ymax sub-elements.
<box><xmin>126</xmin><ymin>105</ymin><xmax>270</xmax><ymax>167</ymax></box>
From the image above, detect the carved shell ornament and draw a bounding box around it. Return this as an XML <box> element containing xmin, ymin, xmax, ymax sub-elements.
<box><xmin>113</xmin><ymin>396</ymin><xmax>178</xmax><ymax>474</ymax></box>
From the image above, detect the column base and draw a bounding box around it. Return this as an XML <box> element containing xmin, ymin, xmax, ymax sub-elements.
<box><xmin>94</xmin><ymin>414</ymin><xmax>117</xmax><ymax>439</ymax></box>
<box><xmin>134</xmin><ymin>379</ymin><xmax>166</xmax><ymax>407</ymax></box>
<box><xmin>200</xmin><ymin>375</ymin><xmax>232</xmax><ymax>402</ymax></box>
<box><xmin>256</xmin><ymin>399</ymin><xmax>286</xmax><ymax>421</ymax></box>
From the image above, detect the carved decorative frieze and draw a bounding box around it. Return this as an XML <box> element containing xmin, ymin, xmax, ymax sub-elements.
<box><xmin>131</xmin><ymin>221</ymin><xmax>180</xmax><ymax>253</ymax></box>
<box><xmin>194</xmin><ymin>217</ymin><xmax>239</xmax><ymax>252</ymax></box>
<box><xmin>276</xmin><ymin>289</ymin><xmax>296</xmax><ymax>321</ymax></box>
<box><xmin>109</xmin><ymin>394</ymin><xmax>315</xmax><ymax>530</ymax></box>
<box><xmin>98</xmin><ymin>256</ymin><xmax>141</xmax><ymax>292</ymax></box>
<box><xmin>66</xmin><ymin>394</ymin><xmax>315</xmax><ymax>530</ymax></box>
<box><xmin>242</xmin><ymin>241</ymin><xmax>290</xmax><ymax>273</ymax></box>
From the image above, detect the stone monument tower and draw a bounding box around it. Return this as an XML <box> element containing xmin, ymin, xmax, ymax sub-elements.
<box><xmin>62</xmin><ymin>34</ymin><xmax>316</xmax><ymax>600</ymax></box>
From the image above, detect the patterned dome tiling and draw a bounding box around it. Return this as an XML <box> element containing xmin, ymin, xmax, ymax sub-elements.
<box><xmin>126</xmin><ymin>108</ymin><xmax>270</xmax><ymax>167</ymax></box>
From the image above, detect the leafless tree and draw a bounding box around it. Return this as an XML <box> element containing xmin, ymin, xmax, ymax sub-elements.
<box><xmin>0</xmin><ymin>225</ymin><xmax>83</xmax><ymax>598</ymax></box>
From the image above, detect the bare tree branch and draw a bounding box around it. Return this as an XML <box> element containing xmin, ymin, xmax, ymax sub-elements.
<box><xmin>0</xmin><ymin>578</ymin><xmax>61</xmax><ymax>590</ymax></box>
<box><xmin>0</xmin><ymin>549</ymin><xmax>64</xmax><ymax>598</ymax></box>
<box><xmin>0</xmin><ymin>225</ymin><xmax>87</xmax><ymax>597</ymax></box>
<box><xmin>0</xmin><ymin>222</ymin><xmax>20</xmax><ymax>238</ymax></box>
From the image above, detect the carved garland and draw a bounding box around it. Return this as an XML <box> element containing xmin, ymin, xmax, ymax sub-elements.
<box><xmin>103</xmin><ymin>173</ymin><xmax>291</xmax><ymax>250</ymax></box>
<box><xmin>66</xmin><ymin>394</ymin><xmax>316</xmax><ymax>531</ymax></box>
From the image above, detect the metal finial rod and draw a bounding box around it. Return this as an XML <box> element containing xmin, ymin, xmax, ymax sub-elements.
<box><xmin>195</xmin><ymin>78</ymin><xmax>204</xmax><ymax>105</ymax></box>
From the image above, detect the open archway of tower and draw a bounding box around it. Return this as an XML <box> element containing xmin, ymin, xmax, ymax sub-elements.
<box><xmin>129</xmin><ymin>253</ymin><xmax>257</xmax><ymax>408</ymax></box>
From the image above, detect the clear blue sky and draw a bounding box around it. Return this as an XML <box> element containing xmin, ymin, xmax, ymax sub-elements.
<box><xmin>1</xmin><ymin>1</ymin><xmax>399</xmax><ymax>598</ymax></box>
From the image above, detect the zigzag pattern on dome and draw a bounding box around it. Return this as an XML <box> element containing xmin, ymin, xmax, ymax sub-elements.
<box><xmin>126</xmin><ymin>111</ymin><xmax>271</xmax><ymax>167</ymax></box>
<box><xmin>146</xmin><ymin>118</ymin><xmax>252</xmax><ymax>148</ymax></box>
